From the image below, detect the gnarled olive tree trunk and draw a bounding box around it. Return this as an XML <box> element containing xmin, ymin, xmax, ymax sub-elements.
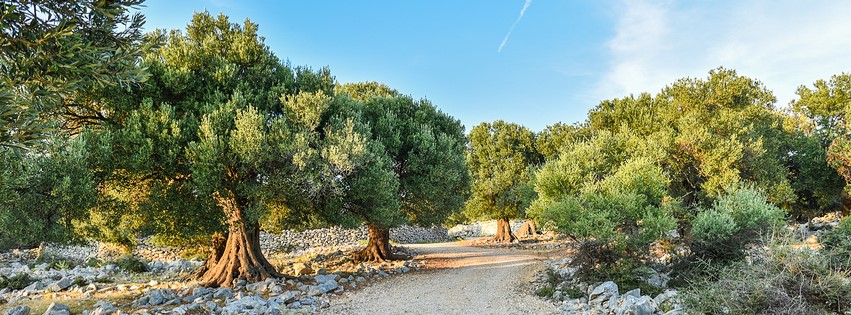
<box><xmin>516</xmin><ymin>220</ymin><xmax>537</xmax><ymax>238</ymax></box>
<box><xmin>354</xmin><ymin>224</ymin><xmax>407</xmax><ymax>262</ymax></box>
<box><xmin>195</xmin><ymin>193</ymin><xmax>283</xmax><ymax>287</ymax></box>
<box><xmin>493</xmin><ymin>218</ymin><xmax>517</xmax><ymax>243</ymax></box>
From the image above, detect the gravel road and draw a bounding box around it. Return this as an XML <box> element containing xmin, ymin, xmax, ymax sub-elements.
<box><xmin>321</xmin><ymin>241</ymin><xmax>558</xmax><ymax>315</ymax></box>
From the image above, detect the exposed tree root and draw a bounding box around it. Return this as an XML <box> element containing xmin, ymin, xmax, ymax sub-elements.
<box><xmin>195</xmin><ymin>193</ymin><xmax>287</xmax><ymax>288</ymax></box>
<box><xmin>353</xmin><ymin>224</ymin><xmax>408</xmax><ymax>262</ymax></box>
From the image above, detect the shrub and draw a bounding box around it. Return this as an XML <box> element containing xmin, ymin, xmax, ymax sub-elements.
<box><xmin>115</xmin><ymin>256</ymin><xmax>147</xmax><ymax>273</ymax></box>
<box><xmin>35</xmin><ymin>254</ymin><xmax>77</xmax><ymax>270</ymax></box>
<box><xmin>691</xmin><ymin>187</ymin><xmax>784</xmax><ymax>261</ymax></box>
<box><xmin>0</xmin><ymin>273</ymin><xmax>34</xmax><ymax>290</ymax></box>
<box><xmin>821</xmin><ymin>216</ymin><xmax>851</xmax><ymax>270</ymax></box>
<box><xmin>535</xmin><ymin>158</ymin><xmax>676</xmax><ymax>292</ymax></box>
<box><xmin>84</xmin><ymin>258</ymin><xmax>103</xmax><ymax>268</ymax></box>
<box><xmin>683</xmin><ymin>246</ymin><xmax>851</xmax><ymax>314</ymax></box>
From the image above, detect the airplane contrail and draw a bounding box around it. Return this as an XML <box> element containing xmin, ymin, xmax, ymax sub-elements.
<box><xmin>498</xmin><ymin>0</ymin><xmax>533</xmax><ymax>53</ymax></box>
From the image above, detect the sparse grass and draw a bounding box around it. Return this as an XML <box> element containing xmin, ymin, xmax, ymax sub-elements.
<box><xmin>683</xmin><ymin>245</ymin><xmax>851</xmax><ymax>314</ymax></box>
<box><xmin>0</xmin><ymin>290</ymin><xmax>138</xmax><ymax>315</ymax></box>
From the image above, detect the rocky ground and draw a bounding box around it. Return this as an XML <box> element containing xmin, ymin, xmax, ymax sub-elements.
<box><xmin>530</xmin><ymin>257</ymin><xmax>684</xmax><ymax>315</ymax></box>
<box><xmin>0</xmin><ymin>224</ymin><xmax>450</xmax><ymax>315</ymax></box>
<box><xmin>0</xmin><ymin>245</ymin><xmax>422</xmax><ymax>315</ymax></box>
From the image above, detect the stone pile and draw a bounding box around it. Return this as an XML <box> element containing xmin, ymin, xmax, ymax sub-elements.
<box><xmin>447</xmin><ymin>220</ymin><xmax>525</xmax><ymax>238</ymax></box>
<box><xmin>0</xmin><ymin>259</ymin><xmax>202</xmax><ymax>305</ymax></box>
<box><xmin>533</xmin><ymin>258</ymin><xmax>684</xmax><ymax>315</ymax></box>
<box><xmin>559</xmin><ymin>281</ymin><xmax>683</xmax><ymax>315</ymax></box>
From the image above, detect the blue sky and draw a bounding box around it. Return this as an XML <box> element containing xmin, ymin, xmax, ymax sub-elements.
<box><xmin>139</xmin><ymin>1</ymin><xmax>851</xmax><ymax>132</ymax></box>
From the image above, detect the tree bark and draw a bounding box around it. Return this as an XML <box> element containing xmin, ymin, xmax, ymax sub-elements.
<box><xmin>493</xmin><ymin>218</ymin><xmax>517</xmax><ymax>243</ymax></box>
<box><xmin>354</xmin><ymin>224</ymin><xmax>406</xmax><ymax>262</ymax></box>
<box><xmin>516</xmin><ymin>220</ymin><xmax>537</xmax><ymax>238</ymax></box>
<box><xmin>195</xmin><ymin>192</ymin><xmax>284</xmax><ymax>287</ymax></box>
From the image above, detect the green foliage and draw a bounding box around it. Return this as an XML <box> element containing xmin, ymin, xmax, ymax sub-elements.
<box><xmin>71</xmin><ymin>276</ymin><xmax>87</xmax><ymax>287</ymax></box>
<box><xmin>84</xmin><ymin>258</ymin><xmax>104</xmax><ymax>268</ymax></box>
<box><xmin>587</xmin><ymin>68</ymin><xmax>794</xmax><ymax>207</ymax></box>
<box><xmin>0</xmin><ymin>136</ymin><xmax>97</xmax><ymax>248</ymax></box>
<box><xmin>533</xmin><ymin>149</ymin><xmax>675</xmax><ymax>289</ymax></box>
<box><xmin>684</xmin><ymin>246</ymin><xmax>851</xmax><ymax>315</ymax></box>
<box><xmin>535</xmin><ymin>122</ymin><xmax>586</xmax><ymax>160</ymax></box>
<box><xmin>534</xmin><ymin>156</ymin><xmax>675</xmax><ymax>249</ymax></box>
<box><xmin>92</xmin><ymin>12</ymin><xmax>341</xmax><ymax>245</ymax></box>
<box><xmin>0</xmin><ymin>273</ymin><xmax>33</xmax><ymax>290</ymax></box>
<box><xmin>691</xmin><ymin>187</ymin><xmax>784</xmax><ymax>261</ymax></box>
<box><xmin>115</xmin><ymin>256</ymin><xmax>147</xmax><ymax>273</ymax></box>
<box><xmin>34</xmin><ymin>254</ymin><xmax>77</xmax><ymax>270</ymax></box>
<box><xmin>782</xmin><ymin>124</ymin><xmax>845</xmax><ymax>218</ymax></box>
<box><xmin>465</xmin><ymin>121</ymin><xmax>541</xmax><ymax>221</ymax></box>
<box><xmin>355</xmin><ymin>92</ymin><xmax>470</xmax><ymax>227</ymax></box>
<box><xmin>535</xmin><ymin>286</ymin><xmax>555</xmax><ymax>298</ymax></box>
<box><xmin>784</xmin><ymin>74</ymin><xmax>851</xmax><ymax>217</ymax></box>
<box><xmin>821</xmin><ymin>217</ymin><xmax>851</xmax><ymax>270</ymax></box>
<box><xmin>336</xmin><ymin>82</ymin><xmax>399</xmax><ymax>101</ymax></box>
<box><xmin>0</xmin><ymin>0</ymin><xmax>148</xmax><ymax>148</ymax></box>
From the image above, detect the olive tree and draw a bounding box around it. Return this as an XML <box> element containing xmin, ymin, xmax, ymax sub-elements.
<box><xmin>465</xmin><ymin>121</ymin><xmax>541</xmax><ymax>243</ymax></box>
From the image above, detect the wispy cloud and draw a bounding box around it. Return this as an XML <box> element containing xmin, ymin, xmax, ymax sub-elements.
<box><xmin>595</xmin><ymin>0</ymin><xmax>851</xmax><ymax>107</ymax></box>
<box><xmin>498</xmin><ymin>0</ymin><xmax>533</xmax><ymax>53</ymax></box>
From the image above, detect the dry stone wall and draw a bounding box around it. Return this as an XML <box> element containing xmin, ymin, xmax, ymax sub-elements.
<box><xmin>447</xmin><ymin>220</ymin><xmax>526</xmax><ymax>238</ymax></box>
<box><xmin>36</xmin><ymin>225</ymin><xmax>450</xmax><ymax>262</ymax></box>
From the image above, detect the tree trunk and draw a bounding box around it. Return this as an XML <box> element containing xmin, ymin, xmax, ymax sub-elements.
<box><xmin>354</xmin><ymin>224</ymin><xmax>406</xmax><ymax>262</ymax></box>
<box><xmin>516</xmin><ymin>220</ymin><xmax>537</xmax><ymax>238</ymax></box>
<box><xmin>493</xmin><ymin>218</ymin><xmax>517</xmax><ymax>243</ymax></box>
<box><xmin>195</xmin><ymin>192</ymin><xmax>284</xmax><ymax>287</ymax></box>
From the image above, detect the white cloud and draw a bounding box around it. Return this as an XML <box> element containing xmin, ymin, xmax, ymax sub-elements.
<box><xmin>498</xmin><ymin>0</ymin><xmax>533</xmax><ymax>53</ymax></box>
<box><xmin>597</xmin><ymin>0</ymin><xmax>851</xmax><ymax>107</ymax></box>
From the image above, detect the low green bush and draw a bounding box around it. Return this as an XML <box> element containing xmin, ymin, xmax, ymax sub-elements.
<box><xmin>821</xmin><ymin>216</ymin><xmax>851</xmax><ymax>270</ymax></box>
<box><xmin>115</xmin><ymin>255</ymin><xmax>147</xmax><ymax>273</ymax></box>
<box><xmin>84</xmin><ymin>258</ymin><xmax>103</xmax><ymax>268</ymax></box>
<box><xmin>0</xmin><ymin>273</ymin><xmax>34</xmax><ymax>290</ymax></box>
<box><xmin>691</xmin><ymin>187</ymin><xmax>784</xmax><ymax>262</ymax></box>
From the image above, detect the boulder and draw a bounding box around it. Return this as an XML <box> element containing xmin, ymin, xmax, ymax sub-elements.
<box><xmin>589</xmin><ymin>281</ymin><xmax>619</xmax><ymax>302</ymax></box>
<box><xmin>42</xmin><ymin>302</ymin><xmax>70</xmax><ymax>315</ymax></box>
<box><xmin>89</xmin><ymin>301</ymin><xmax>119</xmax><ymax>315</ymax></box>
<box><xmin>633</xmin><ymin>296</ymin><xmax>656</xmax><ymax>315</ymax></box>
<box><xmin>4</xmin><ymin>306</ymin><xmax>30</xmax><ymax>315</ymax></box>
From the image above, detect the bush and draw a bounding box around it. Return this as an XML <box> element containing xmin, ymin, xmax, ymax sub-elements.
<box><xmin>84</xmin><ymin>258</ymin><xmax>103</xmax><ymax>268</ymax></box>
<box><xmin>535</xmin><ymin>158</ymin><xmax>676</xmax><ymax>291</ymax></box>
<box><xmin>115</xmin><ymin>256</ymin><xmax>147</xmax><ymax>273</ymax></box>
<box><xmin>0</xmin><ymin>273</ymin><xmax>34</xmax><ymax>290</ymax></box>
<box><xmin>821</xmin><ymin>216</ymin><xmax>851</xmax><ymax>270</ymax></box>
<box><xmin>683</xmin><ymin>246</ymin><xmax>851</xmax><ymax>314</ymax></box>
<box><xmin>35</xmin><ymin>254</ymin><xmax>77</xmax><ymax>270</ymax></box>
<box><xmin>691</xmin><ymin>187</ymin><xmax>784</xmax><ymax>261</ymax></box>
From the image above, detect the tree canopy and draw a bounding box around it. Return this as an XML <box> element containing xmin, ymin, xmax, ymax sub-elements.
<box><xmin>0</xmin><ymin>0</ymin><xmax>147</xmax><ymax>148</ymax></box>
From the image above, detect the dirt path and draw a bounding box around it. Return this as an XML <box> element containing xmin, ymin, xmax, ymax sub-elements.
<box><xmin>321</xmin><ymin>240</ymin><xmax>558</xmax><ymax>315</ymax></box>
